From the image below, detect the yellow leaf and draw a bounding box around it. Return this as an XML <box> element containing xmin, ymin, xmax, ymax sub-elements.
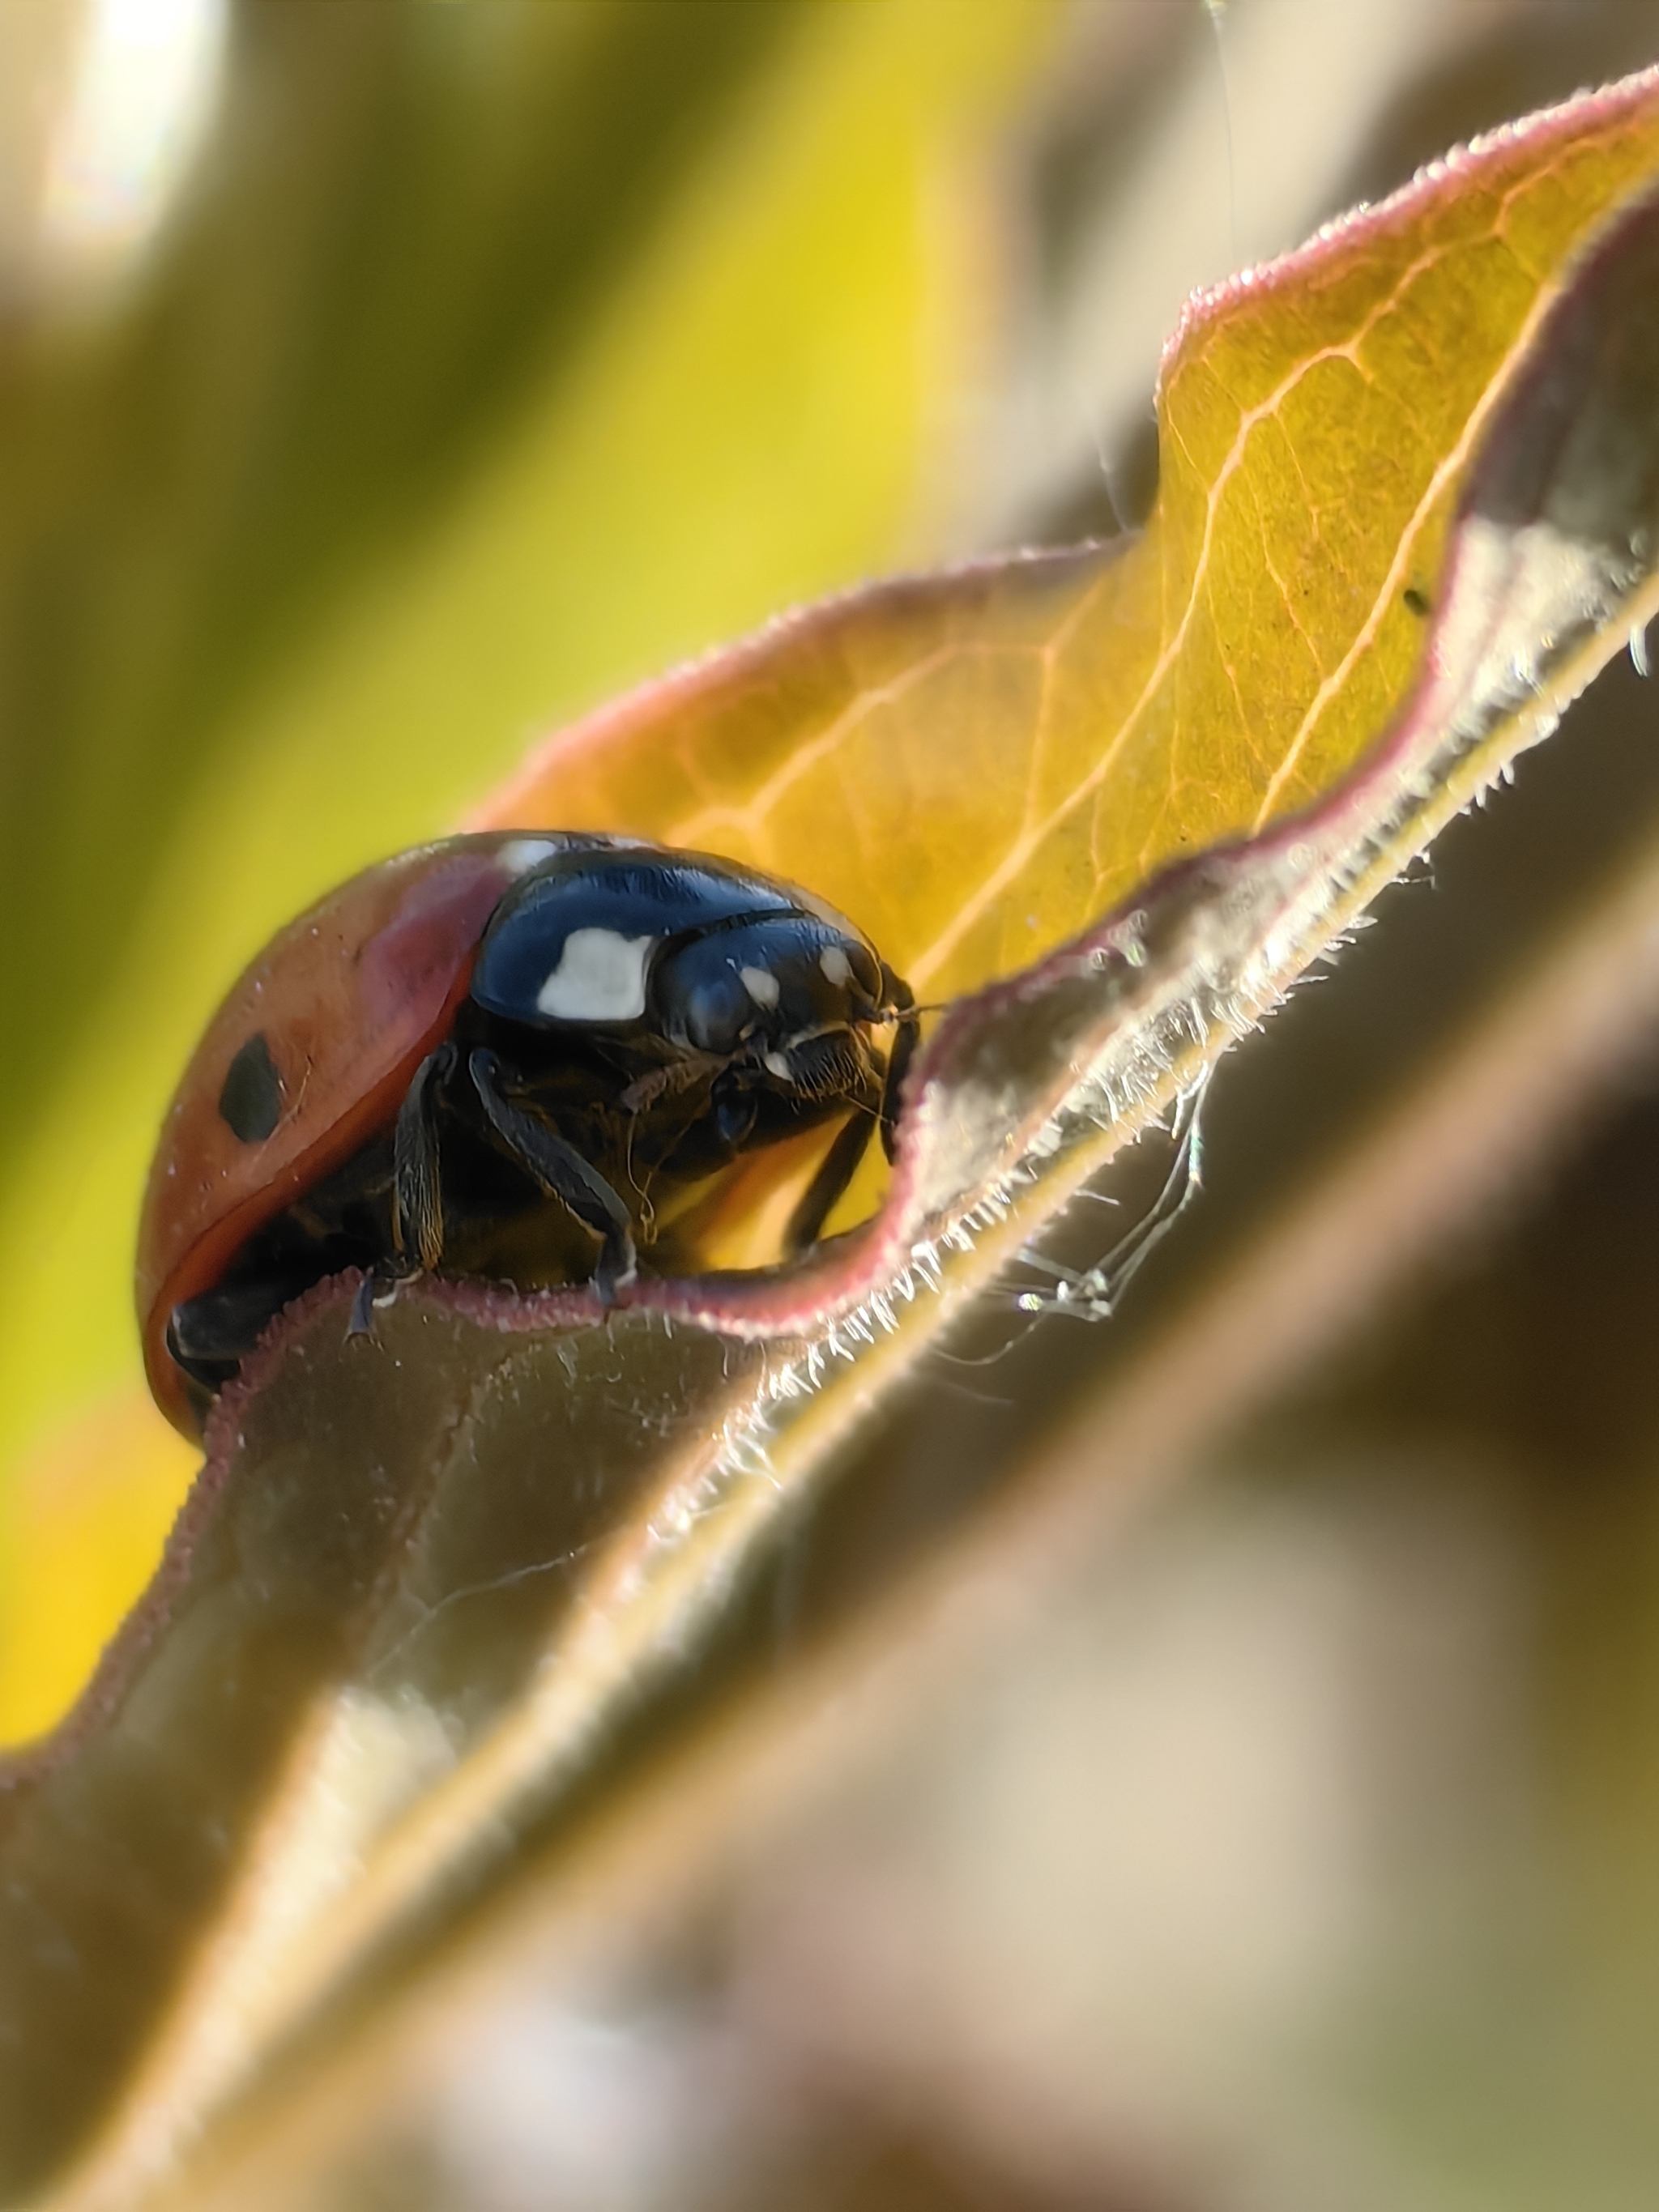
<box><xmin>486</xmin><ymin>77</ymin><xmax>1659</xmax><ymax>1002</ymax></box>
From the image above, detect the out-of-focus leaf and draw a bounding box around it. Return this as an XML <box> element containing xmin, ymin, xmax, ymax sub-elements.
<box><xmin>11</xmin><ymin>68</ymin><xmax>1659</xmax><ymax>2210</ymax></box>
<box><xmin>0</xmin><ymin>1393</ymin><xmax>194</xmax><ymax>1747</ymax></box>
<box><xmin>0</xmin><ymin>1294</ymin><xmax>781</xmax><ymax>2194</ymax></box>
<box><xmin>0</xmin><ymin>0</ymin><xmax>1047</xmax><ymax>1728</ymax></box>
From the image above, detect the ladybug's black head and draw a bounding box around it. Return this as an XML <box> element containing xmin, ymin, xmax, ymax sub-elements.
<box><xmin>657</xmin><ymin>914</ymin><xmax>885</xmax><ymax>1063</ymax></box>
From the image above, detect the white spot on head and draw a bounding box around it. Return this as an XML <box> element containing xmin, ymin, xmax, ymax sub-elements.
<box><xmin>739</xmin><ymin>963</ymin><xmax>780</xmax><ymax>1010</ymax></box>
<box><xmin>536</xmin><ymin>929</ymin><xmax>656</xmax><ymax>1021</ymax></box>
<box><xmin>764</xmin><ymin>1050</ymin><xmax>793</xmax><ymax>1080</ymax></box>
<box><xmin>498</xmin><ymin>837</ymin><xmax>561</xmax><ymax>877</ymax></box>
<box><xmin>818</xmin><ymin>944</ymin><xmax>852</xmax><ymax>988</ymax></box>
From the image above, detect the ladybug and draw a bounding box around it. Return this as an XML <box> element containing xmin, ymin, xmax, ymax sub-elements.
<box><xmin>138</xmin><ymin>832</ymin><xmax>919</xmax><ymax>1438</ymax></box>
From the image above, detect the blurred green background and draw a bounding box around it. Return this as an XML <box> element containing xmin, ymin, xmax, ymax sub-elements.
<box><xmin>6</xmin><ymin>5</ymin><xmax>1659</xmax><ymax>2208</ymax></box>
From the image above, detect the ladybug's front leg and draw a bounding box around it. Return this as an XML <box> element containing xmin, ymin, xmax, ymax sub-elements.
<box><xmin>783</xmin><ymin>1109</ymin><xmax>876</xmax><ymax>1253</ymax></box>
<box><xmin>467</xmin><ymin>1047</ymin><xmax>638</xmax><ymax>1302</ymax></box>
<box><xmin>784</xmin><ymin>997</ymin><xmax>919</xmax><ymax>1255</ymax></box>
<box><xmin>876</xmin><ymin>978</ymin><xmax>919</xmax><ymax>1165</ymax></box>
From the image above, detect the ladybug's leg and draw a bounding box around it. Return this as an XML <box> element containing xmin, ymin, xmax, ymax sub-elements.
<box><xmin>393</xmin><ymin>1043</ymin><xmax>456</xmax><ymax>1272</ymax></box>
<box><xmin>784</xmin><ymin>1109</ymin><xmax>876</xmax><ymax>1253</ymax></box>
<box><xmin>468</xmin><ymin>1048</ymin><xmax>638</xmax><ymax>1301</ymax></box>
<box><xmin>784</xmin><ymin>997</ymin><xmax>918</xmax><ymax>1255</ymax></box>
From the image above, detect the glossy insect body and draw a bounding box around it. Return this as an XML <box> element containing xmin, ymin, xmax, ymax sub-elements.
<box><xmin>139</xmin><ymin>833</ymin><xmax>917</xmax><ymax>1438</ymax></box>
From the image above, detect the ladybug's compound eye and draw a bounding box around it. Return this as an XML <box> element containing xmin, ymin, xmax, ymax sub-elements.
<box><xmin>218</xmin><ymin>1032</ymin><xmax>284</xmax><ymax>1144</ymax></box>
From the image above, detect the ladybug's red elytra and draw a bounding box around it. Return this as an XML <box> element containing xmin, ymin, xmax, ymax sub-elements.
<box><xmin>138</xmin><ymin>832</ymin><xmax>918</xmax><ymax>1438</ymax></box>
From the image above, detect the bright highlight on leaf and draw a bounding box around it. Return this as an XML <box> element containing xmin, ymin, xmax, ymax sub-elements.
<box><xmin>9</xmin><ymin>59</ymin><xmax>1659</xmax><ymax>2212</ymax></box>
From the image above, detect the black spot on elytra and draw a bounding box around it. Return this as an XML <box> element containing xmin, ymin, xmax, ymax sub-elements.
<box><xmin>219</xmin><ymin>1033</ymin><xmax>283</xmax><ymax>1144</ymax></box>
<box><xmin>1403</xmin><ymin>586</ymin><xmax>1431</xmax><ymax>617</ymax></box>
